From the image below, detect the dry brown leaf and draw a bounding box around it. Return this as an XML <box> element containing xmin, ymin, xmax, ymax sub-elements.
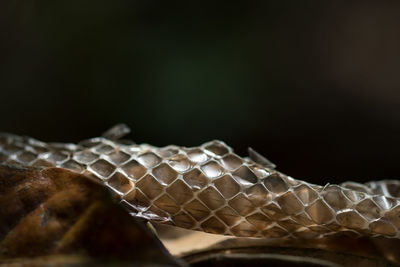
<box><xmin>0</xmin><ymin>165</ymin><xmax>181</xmax><ymax>266</ymax></box>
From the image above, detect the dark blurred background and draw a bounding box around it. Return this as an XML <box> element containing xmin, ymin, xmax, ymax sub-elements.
<box><xmin>1</xmin><ymin>1</ymin><xmax>400</xmax><ymax>185</ymax></box>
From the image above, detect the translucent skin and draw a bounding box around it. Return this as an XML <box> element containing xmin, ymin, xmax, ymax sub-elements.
<box><xmin>1</xmin><ymin>131</ymin><xmax>400</xmax><ymax>239</ymax></box>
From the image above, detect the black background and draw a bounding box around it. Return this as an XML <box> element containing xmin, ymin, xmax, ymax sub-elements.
<box><xmin>1</xmin><ymin>1</ymin><xmax>400</xmax><ymax>185</ymax></box>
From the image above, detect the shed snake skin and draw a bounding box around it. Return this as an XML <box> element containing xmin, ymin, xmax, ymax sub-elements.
<box><xmin>1</xmin><ymin>124</ymin><xmax>400</xmax><ymax>239</ymax></box>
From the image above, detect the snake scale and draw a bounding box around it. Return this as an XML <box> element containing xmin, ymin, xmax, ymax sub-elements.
<box><xmin>1</xmin><ymin>124</ymin><xmax>400</xmax><ymax>239</ymax></box>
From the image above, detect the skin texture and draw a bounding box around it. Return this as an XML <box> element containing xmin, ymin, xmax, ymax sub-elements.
<box><xmin>1</xmin><ymin>126</ymin><xmax>400</xmax><ymax>239</ymax></box>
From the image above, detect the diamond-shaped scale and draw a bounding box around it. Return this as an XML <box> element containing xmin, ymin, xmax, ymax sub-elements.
<box><xmin>184</xmin><ymin>199</ymin><xmax>210</xmax><ymax>221</ymax></box>
<box><xmin>199</xmin><ymin>187</ymin><xmax>226</xmax><ymax>210</ymax></box>
<box><xmin>108</xmin><ymin>171</ymin><xmax>134</xmax><ymax>194</ymax></box>
<box><xmin>61</xmin><ymin>160</ymin><xmax>84</xmax><ymax>172</ymax></box>
<box><xmin>231</xmin><ymin>221</ymin><xmax>258</xmax><ymax>237</ymax></box>
<box><xmin>73</xmin><ymin>150</ymin><xmax>99</xmax><ymax>164</ymax></box>
<box><xmin>17</xmin><ymin>151</ymin><xmax>37</xmax><ymax>164</ymax></box>
<box><xmin>245</xmin><ymin>183</ymin><xmax>271</xmax><ymax>207</ymax></box>
<box><xmin>277</xmin><ymin>191</ymin><xmax>304</xmax><ymax>215</ymax></box>
<box><xmin>229</xmin><ymin>194</ymin><xmax>255</xmax><ymax>216</ymax></box>
<box><xmin>183</xmin><ymin>168</ymin><xmax>209</xmax><ymax>190</ymax></box>
<box><xmin>306</xmin><ymin>199</ymin><xmax>334</xmax><ymax>224</ymax></box>
<box><xmin>105</xmin><ymin>150</ymin><xmax>130</xmax><ymax>165</ymax></box>
<box><xmin>263</xmin><ymin>173</ymin><xmax>288</xmax><ymax>194</ymax></box>
<box><xmin>204</xmin><ymin>141</ymin><xmax>230</xmax><ymax>157</ymax></box>
<box><xmin>370</xmin><ymin>219</ymin><xmax>397</xmax><ymax>236</ymax></box>
<box><xmin>355</xmin><ymin>199</ymin><xmax>382</xmax><ymax>220</ymax></box>
<box><xmin>136</xmin><ymin>174</ymin><xmax>163</xmax><ymax>199</ymax></box>
<box><xmin>90</xmin><ymin>159</ymin><xmax>116</xmax><ymax>178</ymax></box>
<box><xmin>216</xmin><ymin>206</ymin><xmax>241</xmax><ymax>226</ymax></box>
<box><xmin>154</xmin><ymin>194</ymin><xmax>180</xmax><ymax>215</ymax></box>
<box><xmin>201</xmin><ymin>160</ymin><xmax>224</xmax><ymax>178</ymax></box>
<box><xmin>294</xmin><ymin>184</ymin><xmax>319</xmax><ymax>204</ymax></box>
<box><xmin>153</xmin><ymin>163</ymin><xmax>178</xmax><ymax>185</ymax></box>
<box><xmin>168</xmin><ymin>154</ymin><xmax>192</xmax><ymax>172</ymax></box>
<box><xmin>246</xmin><ymin>212</ymin><xmax>271</xmax><ymax>230</ymax></box>
<box><xmin>233</xmin><ymin>166</ymin><xmax>258</xmax><ymax>184</ymax></box>
<box><xmin>172</xmin><ymin>211</ymin><xmax>196</xmax><ymax>229</ymax></box>
<box><xmin>138</xmin><ymin>152</ymin><xmax>161</xmax><ymax>168</ymax></box>
<box><xmin>121</xmin><ymin>159</ymin><xmax>147</xmax><ymax>180</ymax></box>
<box><xmin>336</xmin><ymin>210</ymin><xmax>367</xmax><ymax>229</ymax></box>
<box><xmin>166</xmin><ymin>179</ymin><xmax>193</xmax><ymax>204</ymax></box>
<box><xmin>220</xmin><ymin>154</ymin><xmax>243</xmax><ymax>170</ymax></box>
<box><xmin>214</xmin><ymin>174</ymin><xmax>241</xmax><ymax>199</ymax></box>
<box><xmin>322</xmin><ymin>185</ymin><xmax>352</xmax><ymax>211</ymax></box>
<box><xmin>186</xmin><ymin>148</ymin><xmax>208</xmax><ymax>163</ymax></box>
<box><xmin>384</xmin><ymin>205</ymin><xmax>400</xmax><ymax>228</ymax></box>
<box><xmin>201</xmin><ymin>217</ymin><xmax>226</xmax><ymax>234</ymax></box>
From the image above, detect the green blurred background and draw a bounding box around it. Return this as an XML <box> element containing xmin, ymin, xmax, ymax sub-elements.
<box><xmin>1</xmin><ymin>1</ymin><xmax>400</xmax><ymax>185</ymax></box>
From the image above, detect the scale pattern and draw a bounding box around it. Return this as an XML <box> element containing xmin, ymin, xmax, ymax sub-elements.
<box><xmin>1</xmin><ymin>131</ymin><xmax>400</xmax><ymax>239</ymax></box>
